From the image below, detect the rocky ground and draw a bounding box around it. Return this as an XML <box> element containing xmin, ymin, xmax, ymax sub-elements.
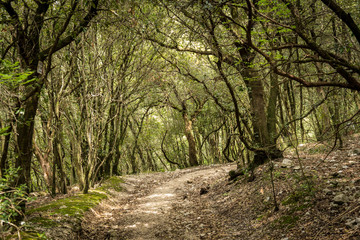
<box><xmin>19</xmin><ymin>134</ymin><xmax>360</xmax><ymax>240</ymax></box>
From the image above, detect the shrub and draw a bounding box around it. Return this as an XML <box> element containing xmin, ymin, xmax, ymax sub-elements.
<box><xmin>0</xmin><ymin>168</ymin><xmax>31</xmax><ymax>232</ymax></box>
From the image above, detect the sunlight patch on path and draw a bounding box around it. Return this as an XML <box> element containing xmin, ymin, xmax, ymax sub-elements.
<box><xmin>82</xmin><ymin>163</ymin><xmax>237</xmax><ymax>239</ymax></box>
<box><xmin>145</xmin><ymin>193</ymin><xmax>175</xmax><ymax>199</ymax></box>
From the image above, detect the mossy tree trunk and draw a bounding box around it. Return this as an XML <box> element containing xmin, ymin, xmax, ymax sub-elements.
<box><xmin>183</xmin><ymin>113</ymin><xmax>199</xmax><ymax>167</ymax></box>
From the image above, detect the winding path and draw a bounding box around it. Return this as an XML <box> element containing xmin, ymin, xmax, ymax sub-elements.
<box><xmin>81</xmin><ymin>163</ymin><xmax>236</xmax><ymax>240</ymax></box>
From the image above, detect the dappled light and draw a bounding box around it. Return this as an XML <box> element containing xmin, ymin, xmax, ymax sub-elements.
<box><xmin>1</xmin><ymin>0</ymin><xmax>360</xmax><ymax>239</ymax></box>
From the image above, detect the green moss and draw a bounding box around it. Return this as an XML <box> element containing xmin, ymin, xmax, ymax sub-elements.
<box><xmin>27</xmin><ymin>191</ymin><xmax>107</xmax><ymax>216</ymax></box>
<box><xmin>276</xmin><ymin>215</ymin><xmax>299</xmax><ymax>228</ymax></box>
<box><xmin>98</xmin><ymin>176</ymin><xmax>124</xmax><ymax>192</ymax></box>
<box><xmin>27</xmin><ymin>217</ymin><xmax>57</xmax><ymax>228</ymax></box>
<box><xmin>22</xmin><ymin>179</ymin><xmax>125</xmax><ymax>238</ymax></box>
<box><xmin>22</xmin><ymin>191</ymin><xmax>107</xmax><ymax>239</ymax></box>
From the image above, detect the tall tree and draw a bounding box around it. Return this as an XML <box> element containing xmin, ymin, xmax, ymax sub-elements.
<box><xmin>0</xmin><ymin>0</ymin><xmax>99</xmax><ymax>192</ymax></box>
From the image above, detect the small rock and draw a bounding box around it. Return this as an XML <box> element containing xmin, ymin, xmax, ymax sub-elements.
<box><xmin>59</xmin><ymin>205</ymin><xmax>67</xmax><ymax>209</ymax></box>
<box><xmin>281</xmin><ymin>159</ymin><xmax>293</xmax><ymax>167</ymax></box>
<box><xmin>342</xmin><ymin>165</ymin><xmax>349</xmax><ymax>169</ymax></box>
<box><xmin>333</xmin><ymin>193</ymin><xmax>348</xmax><ymax>204</ymax></box>
<box><xmin>293</xmin><ymin>166</ymin><xmax>301</xmax><ymax>170</ymax></box>
<box><xmin>199</xmin><ymin>224</ymin><xmax>205</xmax><ymax>228</ymax></box>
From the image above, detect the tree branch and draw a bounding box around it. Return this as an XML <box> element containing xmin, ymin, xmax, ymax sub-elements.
<box><xmin>161</xmin><ymin>130</ymin><xmax>181</xmax><ymax>167</ymax></box>
<box><xmin>39</xmin><ymin>0</ymin><xmax>99</xmax><ymax>60</ymax></box>
<box><xmin>321</xmin><ymin>0</ymin><xmax>360</xmax><ymax>45</ymax></box>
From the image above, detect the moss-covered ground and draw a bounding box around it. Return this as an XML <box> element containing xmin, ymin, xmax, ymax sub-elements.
<box><xmin>27</xmin><ymin>191</ymin><xmax>107</xmax><ymax>217</ymax></box>
<box><xmin>7</xmin><ymin>177</ymin><xmax>124</xmax><ymax>239</ymax></box>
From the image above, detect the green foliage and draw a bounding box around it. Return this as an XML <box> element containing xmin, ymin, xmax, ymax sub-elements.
<box><xmin>0</xmin><ymin>60</ymin><xmax>34</xmax><ymax>88</ymax></box>
<box><xmin>0</xmin><ymin>126</ymin><xmax>11</xmax><ymax>136</ymax></box>
<box><xmin>0</xmin><ymin>168</ymin><xmax>31</xmax><ymax>225</ymax></box>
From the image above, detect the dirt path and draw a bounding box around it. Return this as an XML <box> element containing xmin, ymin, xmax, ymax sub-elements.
<box><xmin>80</xmin><ymin>163</ymin><xmax>236</xmax><ymax>240</ymax></box>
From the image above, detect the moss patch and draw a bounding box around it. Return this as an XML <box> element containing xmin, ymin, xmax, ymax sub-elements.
<box><xmin>27</xmin><ymin>191</ymin><xmax>107</xmax><ymax>217</ymax></box>
<box><xmin>98</xmin><ymin>176</ymin><xmax>124</xmax><ymax>192</ymax></box>
<box><xmin>17</xmin><ymin>190</ymin><xmax>108</xmax><ymax>239</ymax></box>
<box><xmin>27</xmin><ymin>216</ymin><xmax>58</xmax><ymax>228</ymax></box>
<box><xmin>6</xmin><ymin>178</ymin><xmax>122</xmax><ymax>239</ymax></box>
<box><xmin>276</xmin><ymin>215</ymin><xmax>300</xmax><ymax>228</ymax></box>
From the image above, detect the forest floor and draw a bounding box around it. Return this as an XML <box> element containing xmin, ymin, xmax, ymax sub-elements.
<box><xmin>22</xmin><ymin>134</ymin><xmax>360</xmax><ymax>240</ymax></box>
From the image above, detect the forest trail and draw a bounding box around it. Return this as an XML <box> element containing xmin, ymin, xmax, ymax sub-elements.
<box><xmin>81</xmin><ymin>163</ymin><xmax>236</xmax><ymax>240</ymax></box>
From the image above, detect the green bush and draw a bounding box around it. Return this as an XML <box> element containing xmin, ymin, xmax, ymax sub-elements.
<box><xmin>0</xmin><ymin>168</ymin><xmax>32</xmax><ymax>229</ymax></box>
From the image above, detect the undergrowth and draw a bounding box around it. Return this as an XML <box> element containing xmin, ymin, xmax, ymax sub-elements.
<box><xmin>6</xmin><ymin>176</ymin><xmax>124</xmax><ymax>239</ymax></box>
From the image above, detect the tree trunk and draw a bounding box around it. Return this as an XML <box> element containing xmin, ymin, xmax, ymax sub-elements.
<box><xmin>243</xmin><ymin>68</ymin><xmax>270</xmax><ymax>167</ymax></box>
<box><xmin>15</xmin><ymin>87</ymin><xmax>42</xmax><ymax>191</ymax></box>
<box><xmin>72</xmin><ymin>139</ymin><xmax>85</xmax><ymax>190</ymax></box>
<box><xmin>267</xmin><ymin>71</ymin><xmax>283</xmax><ymax>159</ymax></box>
<box><xmin>183</xmin><ymin>114</ymin><xmax>199</xmax><ymax>166</ymax></box>
<box><xmin>112</xmin><ymin>147</ymin><xmax>121</xmax><ymax>176</ymax></box>
<box><xmin>209</xmin><ymin>135</ymin><xmax>220</xmax><ymax>164</ymax></box>
<box><xmin>33</xmin><ymin>143</ymin><xmax>53</xmax><ymax>189</ymax></box>
<box><xmin>53</xmin><ymin>136</ymin><xmax>67</xmax><ymax>194</ymax></box>
<box><xmin>0</xmin><ymin>125</ymin><xmax>12</xmax><ymax>177</ymax></box>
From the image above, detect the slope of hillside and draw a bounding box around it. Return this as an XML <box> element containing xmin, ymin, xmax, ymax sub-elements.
<box><xmin>19</xmin><ymin>135</ymin><xmax>360</xmax><ymax>240</ymax></box>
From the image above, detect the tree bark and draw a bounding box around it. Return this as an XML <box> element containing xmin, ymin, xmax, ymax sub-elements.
<box><xmin>15</xmin><ymin>88</ymin><xmax>42</xmax><ymax>190</ymax></box>
<box><xmin>0</xmin><ymin>125</ymin><xmax>12</xmax><ymax>177</ymax></box>
<box><xmin>33</xmin><ymin>143</ymin><xmax>52</xmax><ymax>189</ymax></box>
<box><xmin>183</xmin><ymin>114</ymin><xmax>199</xmax><ymax>166</ymax></box>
